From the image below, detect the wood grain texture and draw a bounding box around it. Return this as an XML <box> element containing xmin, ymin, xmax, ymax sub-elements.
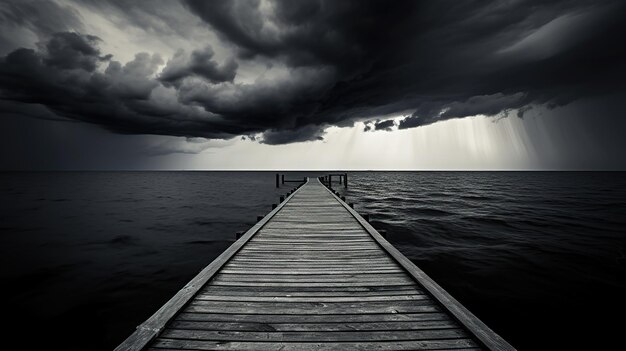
<box><xmin>116</xmin><ymin>178</ymin><xmax>513</xmax><ymax>351</ymax></box>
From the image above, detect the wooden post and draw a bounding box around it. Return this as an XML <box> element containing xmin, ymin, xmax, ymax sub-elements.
<box><xmin>281</xmin><ymin>174</ymin><xmax>285</xmax><ymax>184</ymax></box>
<box><xmin>329</xmin><ymin>175</ymin><xmax>332</xmax><ymax>188</ymax></box>
<box><xmin>279</xmin><ymin>195</ymin><xmax>285</xmax><ymax>203</ymax></box>
<box><xmin>344</xmin><ymin>173</ymin><xmax>348</xmax><ymax>188</ymax></box>
<box><xmin>339</xmin><ymin>175</ymin><xmax>343</xmax><ymax>185</ymax></box>
<box><xmin>257</xmin><ymin>215</ymin><xmax>263</xmax><ymax>222</ymax></box>
<box><xmin>272</xmin><ymin>203</ymin><xmax>277</xmax><ymax>209</ymax></box>
<box><xmin>349</xmin><ymin>203</ymin><xmax>354</xmax><ymax>208</ymax></box>
<box><xmin>341</xmin><ymin>196</ymin><xmax>346</xmax><ymax>201</ymax></box>
<box><xmin>235</xmin><ymin>231</ymin><xmax>244</xmax><ymax>239</ymax></box>
<box><xmin>275</xmin><ymin>173</ymin><xmax>279</xmax><ymax>188</ymax></box>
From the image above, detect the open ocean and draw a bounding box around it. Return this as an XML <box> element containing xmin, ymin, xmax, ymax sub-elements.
<box><xmin>1</xmin><ymin>171</ymin><xmax>625</xmax><ymax>350</ymax></box>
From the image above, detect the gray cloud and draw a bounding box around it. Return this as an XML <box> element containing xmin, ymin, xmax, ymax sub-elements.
<box><xmin>1</xmin><ymin>0</ymin><xmax>626</xmax><ymax>145</ymax></box>
<box><xmin>160</xmin><ymin>46</ymin><xmax>238</xmax><ymax>86</ymax></box>
<box><xmin>260</xmin><ymin>124</ymin><xmax>326</xmax><ymax>145</ymax></box>
<box><xmin>0</xmin><ymin>33</ymin><xmax>229</xmax><ymax>139</ymax></box>
<box><xmin>399</xmin><ymin>93</ymin><xmax>530</xmax><ymax>129</ymax></box>
<box><xmin>73</xmin><ymin>0</ymin><xmax>199</xmax><ymax>37</ymax></box>
<box><xmin>43</xmin><ymin>32</ymin><xmax>111</xmax><ymax>71</ymax></box>
<box><xmin>374</xmin><ymin>119</ymin><xmax>395</xmax><ymax>131</ymax></box>
<box><xmin>0</xmin><ymin>0</ymin><xmax>83</xmax><ymax>47</ymax></box>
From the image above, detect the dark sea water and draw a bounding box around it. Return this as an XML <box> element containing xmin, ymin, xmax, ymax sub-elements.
<box><xmin>1</xmin><ymin>171</ymin><xmax>625</xmax><ymax>350</ymax></box>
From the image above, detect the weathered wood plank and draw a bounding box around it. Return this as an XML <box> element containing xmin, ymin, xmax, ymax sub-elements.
<box><xmin>224</xmin><ymin>261</ymin><xmax>397</xmax><ymax>266</ymax></box>
<box><xmin>213</xmin><ymin>273</ymin><xmax>412</xmax><ymax>282</ymax></box>
<box><xmin>159</xmin><ymin>328</ymin><xmax>468</xmax><ymax>342</ymax></box>
<box><xmin>235</xmin><ymin>251</ymin><xmax>388</xmax><ymax>256</ymax></box>
<box><xmin>223</xmin><ymin>265</ymin><xmax>399</xmax><ymax>270</ymax></box>
<box><xmin>175</xmin><ymin>312</ymin><xmax>450</xmax><ymax>323</ymax></box>
<box><xmin>185</xmin><ymin>300</ymin><xmax>439</xmax><ymax>314</ymax></box>
<box><xmin>194</xmin><ymin>294</ymin><xmax>427</xmax><ymax>302</ymax></box>
<box><xmin>219</xmin><ymin>269</ymin><xmax>403</xmax><ymax>274</ymax></box>
<box><xmin>209</xmin><ymin>281</ymin><xmax>419</xmax><ymax>287</ymax></box>
<box><xmin>199</xmin><ymin>286</ymin><xmax>424</xmax><ymax>295</ymax></box>
<box><xmin>167</xmin><ymin>319</ymin><xmax>456</xmax><ymax>332</ymax></box>
<box><xmin>149</xmin><ymin>338</ymin><xmax>479</xmax><ymax>350</ymax></box>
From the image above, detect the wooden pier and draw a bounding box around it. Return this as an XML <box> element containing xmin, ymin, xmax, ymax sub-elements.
<box><xmin>116</xmin><ymin>178</ymin><xmax>514</xmax><ymax>351</ymax></box>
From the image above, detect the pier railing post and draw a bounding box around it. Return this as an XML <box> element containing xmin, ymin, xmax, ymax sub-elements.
<box><xmin>281</xmin><ymin>174</ymin><xmax>285</xmax><ymax>184</ymax></box>
<box><xmin>344</xmin><ymin>173</ymin><xmax>348</xmax><ymax>188</ymax></box>
<box><xmin>275</xmin><ymin>173</ymin><xmax>279</xmax><ymax>188</ymax></box>
<box><xmin>329</xmin><ymin>175</ymin><xmax>332</xmax><ymax>188</ymax></box>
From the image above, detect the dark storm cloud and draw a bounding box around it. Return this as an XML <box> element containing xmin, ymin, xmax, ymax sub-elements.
<box><xmin>0</xmin><ymin>0</ymin><xmax>83</xmax><ymax>54</ymax></box>
<box><xmin>363</xmin><ymin>119</ymin><xmax>396</xmax><ymax>132</ymax></box>
<box><xmin>0</xmin><ymin>32</ymin><xmax>232</xmax><ymax>139</ymax></box>
<box><xmin>44</xmin><ymin>32</ymin><xmax>111</xmax><ymax>71</ymax></box>
<box><xmin>261</xmin><ymin>124</ymin><xmax>326</xmax><ymax>145</ymax></box>
<box><xmin>0</xmin><ymin>0</ymin><xmax>83</xmax><ymax>37</ymax></box>
<box><xmin>1</xmin><ymin>0</ymin><xmax>626</xmax><ymax>145</ymax></box>
<box><xmin>160</xmin><ymin>47</ymin><xmax>238</xmax><ymax>86</ymax></box>
<box><xmin>374</xmin><ymin>120</ymin><xmax>396</xmax><ymax>131</ymax></box>
<box><xmin>399</xmin><ymin>93</ymin><xmax>530</xmax><ymax>129</ymax></box>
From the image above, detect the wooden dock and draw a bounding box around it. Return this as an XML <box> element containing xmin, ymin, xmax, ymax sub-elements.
<box><xmin>116</xmin><ymin>178</ymin><xmax>515</xmax><ymax>351</ymax></box>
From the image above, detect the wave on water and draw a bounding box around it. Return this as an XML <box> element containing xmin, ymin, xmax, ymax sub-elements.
<box><xmin>337</xmin><ymin>171</ymin><xmax>626</xmax><ymax>350</ymax></box>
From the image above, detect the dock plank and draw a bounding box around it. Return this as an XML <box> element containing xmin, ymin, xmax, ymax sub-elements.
<box><xmin>149</xmin><ymin>339</ymin><xmax>479</xmax><ymax>350</ymax></box>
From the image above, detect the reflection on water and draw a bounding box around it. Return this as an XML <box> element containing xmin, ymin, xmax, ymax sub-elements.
<box><xmin>1</xmin><ymin>171</ymin><xmax>625</xmax><ymax>350</ymax></box>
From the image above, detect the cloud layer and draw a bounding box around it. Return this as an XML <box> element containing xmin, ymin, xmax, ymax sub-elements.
<box><xmin>1</xmin><ymin>0</ymin><xmax>625</xmax><ymax>144</ymax></box>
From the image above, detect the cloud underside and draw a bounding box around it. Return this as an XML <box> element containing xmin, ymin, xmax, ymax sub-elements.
<box><xmin>1</xmin><ymin>0</ymin><xmax>625</xmax><ymax>144</ymax></box>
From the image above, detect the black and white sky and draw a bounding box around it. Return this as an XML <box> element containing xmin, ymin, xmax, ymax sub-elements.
<box><xmin>1</xmin><ymin>0</ymin><xmax>625</xmax><ymax>170</ymax></box>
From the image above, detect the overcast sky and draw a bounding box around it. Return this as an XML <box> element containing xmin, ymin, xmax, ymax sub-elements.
<box><xmin>1</xmin><ymin>0</ymin><xmax>625</xmax><ymax>170</ymax></box>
